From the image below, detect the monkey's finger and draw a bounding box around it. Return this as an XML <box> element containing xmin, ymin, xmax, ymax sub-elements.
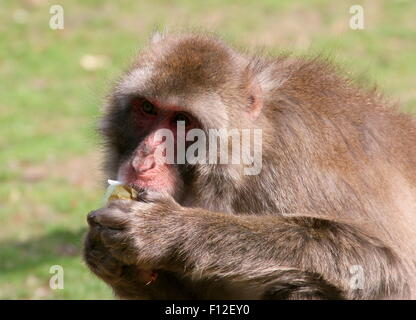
<box><xmin>110</xmin><ymin>246</ymin><xmax>138</xmax><ymax>265</ymax></box>
<box><xmin>87</xmin><ymin>210</ymin><xmax>100</xmax><ymax>227</ymax></box>
<box><xmin>85</xmin><ymin>223</ymin><xmax>103</xmax><ymax>242</ymax></box>
<box><xmin>99</xmin><ymin>228</ymin><xmax>139</xmax><ymax>265</ymax></box>
<box><xmin>95</xmin><ymin>253</ymin><xmax>124</xmax><ymax>279</ymax></box>
<box><xmin>85</xmin><ymin>234</ymin><xmax>127</xmax><ymax>277</ymax></box>
<box><xmin>93</xmin><ymin>208</ymin><xmax>131</xmax><ymax>229</ymax></box>
<box><xmin>100</xmin><ymin>228</ymin><xmax>130</xmax><ymax>248</ymax></box>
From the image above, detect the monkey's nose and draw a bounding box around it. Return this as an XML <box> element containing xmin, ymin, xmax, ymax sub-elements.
<box><xmin>131</xmin><ymin>155</ymin><xmax>156</xmax><ymax>173</ymax></box>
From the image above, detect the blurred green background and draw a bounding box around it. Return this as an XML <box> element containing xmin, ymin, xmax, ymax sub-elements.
<box><xmin>0</xmin><ymin>0</ymin><xmax>415</xmax><ymax>299</ymax></box>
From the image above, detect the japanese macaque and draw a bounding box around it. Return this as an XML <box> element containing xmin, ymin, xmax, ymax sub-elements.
<box><xmin>84</xmin><ymin>32</ymin><xmax>416</xmax><ymax>299</ymax></box>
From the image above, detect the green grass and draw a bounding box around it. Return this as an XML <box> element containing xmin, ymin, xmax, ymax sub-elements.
<box><xmin>0</xmin><ymin>0</ymin><xmax>415</xmax><ymax>299</ymax></box>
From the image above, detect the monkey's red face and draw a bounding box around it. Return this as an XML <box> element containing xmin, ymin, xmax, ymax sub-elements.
<box><xmin>116</xmin><ymin>97</ymin><xmax>198</xmax><ymax>196</ymax></box>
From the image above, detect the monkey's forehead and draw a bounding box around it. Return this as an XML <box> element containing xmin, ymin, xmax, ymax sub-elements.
<box><xmin>119</xmin><ymin>35</ymin><xmax>242</xmax><ymax>96</ymax></box>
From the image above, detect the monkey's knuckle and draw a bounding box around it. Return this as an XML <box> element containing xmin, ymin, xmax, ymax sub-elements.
<box><xmin>88</xmin><ymin>207</ymin><xmax>117</xmax><ymax>225</ymax></box>
<box><xmin>100</xmin><ymin>229</ymin><xmax>123</xmax><ymax>247</ymax></box>
<box><xmin>85</xmin><ymin>222</ymin><xmax>102</xmax><ymax>240</ymax></box>
<box><xmin>99</xmin><ymin>211</ymin><xmax>131</xmax><ymax>229</ymax></box>
<box><xmin>87</xmin><ymin>210</ymin><xmax>100</xmax><ymax>226</ymax></box>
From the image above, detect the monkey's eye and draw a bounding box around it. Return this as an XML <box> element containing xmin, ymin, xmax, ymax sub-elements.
<box><xmin>142</xmin><ymin>100</ymin><xmax>157</xmax><ymax>115</ymax></box>
<box><xmin>173</xmin><ymin>113</ymin><xmax>192</xmax><ymax>127</ymax></box>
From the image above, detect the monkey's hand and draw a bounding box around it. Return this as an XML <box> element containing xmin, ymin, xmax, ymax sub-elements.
<box><xmin>85</xmin><ymin>196</ymin><xmax>183</xmax><ymax>269</ymax></box>
<box><xmin>84</xmin><ymin>195</ymin><xmax>193</xmax><ymax>299</ymax></box>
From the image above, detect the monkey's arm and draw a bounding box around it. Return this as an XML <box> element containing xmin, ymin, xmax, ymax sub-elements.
<box><xmin>87</xmin><ymin>198</ymin><xmax>408</xmax><ymax>299</ymax></box>
<box><xmin>162</xmin><ymin>209</ymin><xmax>407</xmax><ymax>299</ymax></box>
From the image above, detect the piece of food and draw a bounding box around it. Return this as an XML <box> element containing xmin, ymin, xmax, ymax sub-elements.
<box><xmin>103</xmin><ymin>179</ymin><xmax>139</xmax><ymax>203</ymax></box>
<box><xmin>108</xmin><ymin>184</ymin><xmax>139</xmax><ymax>201</ymax></box>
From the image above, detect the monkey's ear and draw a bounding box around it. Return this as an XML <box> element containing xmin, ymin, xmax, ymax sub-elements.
<box><xmin>246</xmin><ymin>79</ymin><xmax>263</xmax><ymax>120</ymax></box>
<box><xmin>242</xmin><ymin>62</ymin><xmax>264</xmax><ymax>120</ymax></box>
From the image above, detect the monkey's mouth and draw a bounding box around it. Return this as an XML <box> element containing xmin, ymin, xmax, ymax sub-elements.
<box><xmin>120</xmin><ymin>159</ymin><xmax>177</xmax><ymax>196</ymax></box>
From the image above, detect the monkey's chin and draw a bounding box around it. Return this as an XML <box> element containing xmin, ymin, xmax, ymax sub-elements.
<box><xmin>131</xmin><ymin>177</ymin><xmax>167</xmax><ymax>192</ymax></box>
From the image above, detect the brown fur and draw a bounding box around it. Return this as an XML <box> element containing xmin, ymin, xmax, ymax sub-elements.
<box><xmin>84</xmin><ymin>33</ymin><xmax>416</xmax><ymax>299</ymax></box>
